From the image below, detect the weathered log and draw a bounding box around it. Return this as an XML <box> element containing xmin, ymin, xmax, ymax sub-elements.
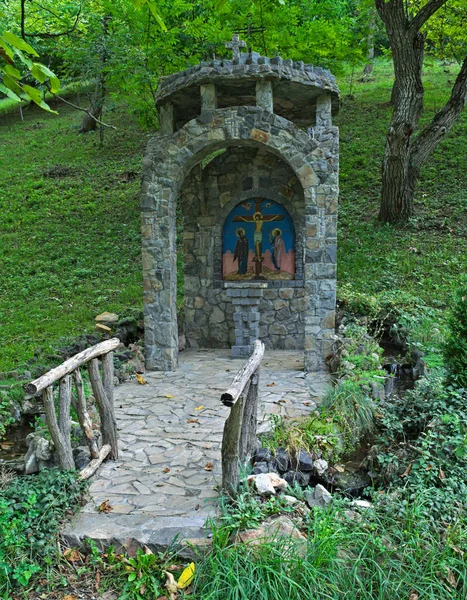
<box><xmin>72</xmin><ymin>369</ymin><xmax>99</xmax><ymax>459</ymax></box>
<box><xmin>42</xmin><ymin>385</ymin><xmax>74</xmax><ymax>470</ymax></box>
<box><xmin>221</xmin><ymin>340</ymin><xmax>265</xmax><ymax>406</ymax></box>
<box><xmin>58</xmin><ymin>375</ymin><xmax>72</xmax><ymax>439</ymax></box>
<box><xmin>25</xmin><ymin>338</ymin><xmax>120</xmax><ymax>397</ymax></box>
<box><xmin>102</xmin><ymin>352</ymin><xmax>114</xmax><ymax>406</ymax></box>
<box><xmin>78</xmin><ymin>444</ymin><xmax>112</xmax><ymax>480</ymax></box>
<box><xmin>238</xmin><ymin>372</ymin><xmax>259</xmax><ymax>462</ymax></box>
<box><xmin>88</xmin><ymin>359</ymin><xmax>118</xmax><ymax>460</ymax></box>
<box><xmin>221</xmin><ymin>385</ymin><xmax>248</xmax><ymax>496</ymax></box>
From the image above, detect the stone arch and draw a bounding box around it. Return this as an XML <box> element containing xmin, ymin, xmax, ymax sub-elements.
<box><xmin>141</xmin><ymin>107</ymin><xmax>338</xmax><ymax>371</ymax></box>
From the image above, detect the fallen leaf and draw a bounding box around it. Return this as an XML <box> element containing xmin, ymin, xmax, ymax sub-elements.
<box><xmin>187</xmin><ymin>419</ymin><xmax>199</xmax><ymax>424</ymax></box>
<box><xmin>98</xmin><ymin>500</ymin><xmax>113</xmax><ymax>513</ymax></box>
<box><xmin>95</xmin><ymin>569</ymin><xmax>101</xmax><ymax>590</ymax></box>
<box><xmin>163</xmin><ymin>467</ymin><xmax>171</xmax><ymax>473</ymax></box>
<box><xmin>63</xmin><ymin>548</ymin><xmax>83</xmax><ymax>563</ymax></box>
<box><xmin>266</xmin><ymin>382</ymin><xmax>275</xmax><ymax>387</ymax></box>
<box><xmin>195</xmin><ymin>405</ymin><xmax>205</xmax><ymax>411</ymax></box>
<box><xmin>136</xmin><ymin>373</ymin><xmax>147</xmax><ymax>385</ymax></box>
<box><xmin>450</xmin><ymin>545</ymin><xmax>464</xmax><ymax>556</ymax></box>
<box><xmin>446</xmin><ymin>567</ymin><xmax>457</xmax><ymax>588</ymax></box>
<box><xmin>165</xmin><ymin>394</ymin><xmax>174</xmax><ymax>398</ymax></box>
<box><xmin>400</xmin><ymin>461</ymin><xmax>414</xmax><ymax>478</ymax></box>
<box><xmin>63</xmin><ymin>595</ymin><xmax>78</xmax><ymax>600</ymax></box>
<box><xmin>334</xmin><ymin>464</ymin><xmax>345</xmax><ymax>473</ymax></box>
<box><xmin>177</xmin><ymin>562</ymin><xmax>195</xmax><ymax>588</ymax></box>
<box><xmin>409</xmin><ymin>592</ymin><xmax>419</xmax><ymax>600</ymax></box>
<box><xmin>204</xmin><ymin>462</ymin><xmax>214</xmax><ymax>471</ymax></box>
<box><xmin>164</xmin><ymin>571</ymin><xmax>178</xmax><ymax>600</ymax></box>
<box><xmin>302</xmin><ymin>401</ymin><xmax>311</xmax><ymax>406</ymax></box>
<box><xmin>439</xmin><ymin>467</ymin><xmax>446</xmax><ymax>480</ymax></box>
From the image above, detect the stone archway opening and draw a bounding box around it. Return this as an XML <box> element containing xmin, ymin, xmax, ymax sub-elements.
<box><xmin>178</xmin><ymin>145</ymin><xmax>307</xmax><ymax>354</ymax></box>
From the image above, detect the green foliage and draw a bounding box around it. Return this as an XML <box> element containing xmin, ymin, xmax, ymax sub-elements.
<box><xmin>371</xmin><ymin>375</ymin><xmax>467</xmax><ymax>524</ymax></box>
<box><xmin>219</xmin><ymin>486</ymin><xmax>294</xmax><ymax>534</ymax></box>
<box><xmin>0</xmin><ymin>468</ymin><xmax>87</xmax><ymax>595</ymax></box>
<box><xmin>262</xmin><ymin>412</ymin><xmax>344</xmax><ymax>463</ymax></box>
<box><xmin>444</xmin><ymin>289</ymin><xmax>467</xmax><ymax>388</ymax></box>
<box><xmin>0</xmin><ymin>29</ymin><xmax>59</xmax><ymax>111</ymax></box>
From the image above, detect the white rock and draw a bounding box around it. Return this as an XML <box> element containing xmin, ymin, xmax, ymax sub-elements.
<box><xmin>314</xmin><ymin>484</ymin><xmax>332</xmax><ymax>505</ymax></box>
<box><xmin>95</xmin><ymin>311</ymin><xmax>119</xmax><ymax>323</ymax></box>
<box><xmin>282</xmin><ymin>495</ymin><xmax>299</xmax><ymax>506</ymax></box>
<box><xmin>350</xmin><ymin>499</ymin><xmax>373</xmax><ymax>510</ymax></box>
<box><xmin>248</xmin><ymin>472</ymin><xmax>288</xmax><ymax>496</ymax></box>
<box><xmin>314</xmin><ymin>458</ymin><xmax>328</xmax><ymax>476</ymax></box>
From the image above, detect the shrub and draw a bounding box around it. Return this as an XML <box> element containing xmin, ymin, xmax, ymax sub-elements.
<box><xmin>444</xmin><ymin>289</ymin><xmax>467</xmax><ymax>387</ymax></box>
<box><xmin>0</xmin><ymin>469</ymin><xmax>87</xmax><ymax>595</ymax></box>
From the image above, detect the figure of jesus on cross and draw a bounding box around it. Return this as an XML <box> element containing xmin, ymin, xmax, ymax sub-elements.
<box><xmin>233</xmin><ymin>198</ymin><xmax>284</xmax><ymax>278</ymax></box>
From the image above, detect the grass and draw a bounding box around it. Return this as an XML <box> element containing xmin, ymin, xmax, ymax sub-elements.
<box><xmin>0</xmin><ymin>96</ymin><xmax>145</xmax><ymax>373</ymax></box>
<box><xmin>193</xmin><ymin>498</ymin><xmax>467</xmax><ymax>600</ymax></box>
<box><xmin>0</xmin><ymin>58</ymin><xmax>466</xmax><ymax>375</ymax></box>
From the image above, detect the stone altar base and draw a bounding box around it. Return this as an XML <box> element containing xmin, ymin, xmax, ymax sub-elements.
<box><xmin>63</xmin><ymin>349</ymin><xmax>329</xmax><ymax>556</ymax></box>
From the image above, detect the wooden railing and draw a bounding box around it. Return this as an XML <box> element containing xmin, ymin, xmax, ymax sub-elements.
<box><xmin>25</xmin><ymin>338</ymin><xmax>120</xmax><ymax>479</ymax></box>
<box><xmin>220</xmin><ymin>340</ymin><xmax>265</xmax><ymax>496</ymax></box>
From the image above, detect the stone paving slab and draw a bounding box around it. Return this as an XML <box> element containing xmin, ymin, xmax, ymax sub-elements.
<box><xmin>63</xmin><ymin>349</ymin><xmax>329</xmax><ymax>552</ymax></box>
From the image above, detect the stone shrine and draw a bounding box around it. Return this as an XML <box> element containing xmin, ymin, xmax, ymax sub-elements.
<box><xmin>140</xmin><ymin>36</ymin><xmax>340</xmax><ymax>371</ymax></box>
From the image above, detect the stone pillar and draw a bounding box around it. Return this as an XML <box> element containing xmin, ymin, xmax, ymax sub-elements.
<box><xmin>141</xmin><ymin>169</ymin><xmax>179</xmax><ymax>371</ymax></box>
<box><xmin>159</xmin><ymin>102</ymin><xmax>174</xmax><ymax>134</ymax></box>
<box><xmin>315</xmin><ymin>95</ymin><xmax>332</xmax><ymax>127</ymax></box>
<box><xmin>200</xmin><ymin>83</ymin><xmax>217</xmax><ymax>112</ymax></box>
<box><xmin>256</xmin><ymin>80</ymin><xmax>274</xmax><ymax>112</ymax></box>
<box><xmin>225</xmin><ymin>283</ymin><xmax>267</xmax><ymax>358</ymax></box>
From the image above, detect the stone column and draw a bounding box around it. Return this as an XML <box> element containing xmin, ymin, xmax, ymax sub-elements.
<box><xmin>200</xmin><ymin>83</ymin><xmax>217</xmax><ymax>112</ymax></box>
<box><xmin>316</xmin><ymin>95</ymin><xmax>332</xmax><ymax>127</ymax></box>
<box><xmin>159</xmin><ymin>102</ymin><xmax>174</xmax><ymax>134</ymax></box>
<box><xmin>141</xmin><ymin>169</ymin><xmax>179</xmax><ymax>371</ymax></box>
<box><xmin>256</xmin><ymin>80</ymin><xmax>274</xmax><ymax>112</ymax></box>
<box><xmin>225</xmin><ymin>283</ymin><xmax>267</xmax><ymax>358</ymax></box>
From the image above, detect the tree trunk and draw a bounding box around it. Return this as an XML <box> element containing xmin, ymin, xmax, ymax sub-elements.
<box><xmin>79</xmin><ymin>16</ymin><xmax>110</xmax><ymax>136</ymax></box>
<box><xmin>375</xmin><ymin>0</ymin><xmax>467</xmax><ymax>224</ymax></box>
<box><xmin>362</xmin><ymin>9</ymin><xmax>376</xmax><ymax>79</ymax></box>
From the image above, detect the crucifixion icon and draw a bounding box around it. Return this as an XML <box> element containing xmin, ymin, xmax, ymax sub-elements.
<box><xmin>233</xmin><ymin>198</ymin><xmax>284</xmax><ymax>278</ymax></box>
<box><xmin>225</xmin><ymin>34</ymin><xmax>246</xmax><ymax>62</ymax></box>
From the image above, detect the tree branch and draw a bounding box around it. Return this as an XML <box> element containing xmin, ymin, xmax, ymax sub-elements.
<box><xmin>411</xmin><ymin>56</ymin><xmax>467</xmax><ymax>169</ymax></box>
<box><xmin>409</xmin><ymin>0</ymin><xmax>448</xmax><ymax>34</ymax></box>
<box><xmin>52</xmin><ymin>93</ymin><xmax>117</xmax><ymax>130</ymax></box>
<box><xmin>25</xmin><ymin>7</ymin><xmax>82</xmax><ymax>39</ymax></box>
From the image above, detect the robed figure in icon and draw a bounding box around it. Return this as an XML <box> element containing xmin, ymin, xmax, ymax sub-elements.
<box><xmin>270</xmin><ymin>228</ymin><xmax>286</xmax><ymax>271</ymax></box>
<box><xmin>233</xmin><ymin>228</ymin><xmax>249</xmax><ymax>274</ymax></box>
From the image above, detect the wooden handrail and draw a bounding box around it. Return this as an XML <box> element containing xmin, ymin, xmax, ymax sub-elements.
<box><xmin>221</xmin><ymin>340</ymin><xmax>265</xmax><ymax>407</ymax></box>
<box><xmin>221</xmin><ymin>340</ymin><xmax>265</xmax><ymax>495</ymax></box>
<box><xmin>25</xmin><ymin>338</ymin><xmax>120</xmax><ymax>397</ymax></box>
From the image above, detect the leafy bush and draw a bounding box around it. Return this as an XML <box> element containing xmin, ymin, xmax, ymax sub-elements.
<box><xmin>370</xmin><ymin>375</ymin><xmax>467</xmax><ymax>524</ymax></box>
<box><xmin>444</xmin><ymin>289</ymin><xmax>467</xmax><ymax>387</ymax></box>
<box><xmin>0</xmin><ymin>469</ymin><xmax>87</xmax><ymax>595</ymax></box>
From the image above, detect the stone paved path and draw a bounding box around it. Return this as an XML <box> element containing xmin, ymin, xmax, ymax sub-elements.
<box><xmin>64</xmin><ymin>349</ymin><xmax>329</xmax><ymax>555</ymax></box>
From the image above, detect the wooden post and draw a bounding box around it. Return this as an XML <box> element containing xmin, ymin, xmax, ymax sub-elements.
<box><xmin>42</xmin><ymin>385</ymin><xmax>75</xmax><ymax>470</ymax></box>
<box><xmin>58</xmin><ymin>375</ymin><xmax>72</xmax><ymax>440</ymax></box>
<box><xmin>88</xmin><ymin>358</ymin><xmax>119</xmax><ymax>460</ymax></box>
<box><xmin>221</xmin><ymin>382</ymin><xmax>249</xmax><ymax>496</ymax></box>
<box><xmin>72</xmin><ymin>369</ymin><xmax>99</xmax><ymax>459</ymax></box>
<box><xmin>102</xmin><ymin>352</ymin><xmax>114</xmax><ymax>406</ymax></box>
<box><xmin>238</xmin><ymin>371</ymin><xmax>259</xmax><ymax>462</ymax></box>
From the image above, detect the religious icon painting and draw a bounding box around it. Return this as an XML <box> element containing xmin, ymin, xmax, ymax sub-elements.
<box><xmin>222</xmin><ymin>198</ymin><xmax>295</xmax><ymax>280</ymax></box>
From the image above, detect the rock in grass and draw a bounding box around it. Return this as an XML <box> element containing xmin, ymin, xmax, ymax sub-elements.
<box><xmin>274</xmin><ymin>447</ymin><xmax>289</xmax><ymax>472</ymax></box>
<box><xmin>305</xmin><ymin>484</ymin><xmax>332</xmax><ymax>508</ymax></box>
<box><xmin>314</xmin><ymin>458</ymin><xmax>328</xmax><ymax>476</ymax></box>
<box><xmin>95</xmin><ymin>312</ymin><xmax>119</xmax><ymax>324</ymax></box>
<box><xmin>248</xmin><ymin>472</ymin><xmax>288</xmax><ymax>496</ymax></box>
<box><xmin>234</xmin><ymin>516</ymin><xmax>307</xmax><ymax>554</ymax></box>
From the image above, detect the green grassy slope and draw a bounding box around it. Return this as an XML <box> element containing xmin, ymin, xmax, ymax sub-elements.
<box><xmin>0</xmin><ymin>60</ymin><xmax>466</xmax><ymax>373</ymax></box>
<box><xmin>0</xmin><ymin>99</ymin><xmax>145</xmax><ymax>372</ymax></box>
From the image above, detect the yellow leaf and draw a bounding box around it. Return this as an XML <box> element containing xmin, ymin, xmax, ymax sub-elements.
<box><xmin>195</xmin><ymin>405</ymin><xmax>204</xmax><ymax>411</ymax></box>
<box><xmin>334</xmin><ymin>464</ymin><xmax>345</xmax><ymax>473</ymax></box>
<box><xmin>177</xmin><ymin>562</ymin><xmax>195</xmax><ymax>589</ymax></box>
<box><xmin>136</xmin><ymin>373</ymin><xmax>147</xmax><ymax>385</ymax></box>
<box><xmin>204</xmin><ymin>462</ymin><xmax>214</xmax><ymax>471</ymax></box>
<box><xmin>165</xmin><ymin>394</ymin><xmax>174</xmax><ymax>398</ymax></box>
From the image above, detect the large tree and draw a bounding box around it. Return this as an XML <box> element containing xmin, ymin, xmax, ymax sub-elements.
<box><xmin>376</xmin><ymin>0</ymin><xmax>467</xmax><ymax>223</ymax></box>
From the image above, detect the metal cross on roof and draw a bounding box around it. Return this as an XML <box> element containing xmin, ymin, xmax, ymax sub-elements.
<box><xmin>225</xmin><ymin>34</ymin><xmax>246</xmax><ymax>61</ymax></box>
